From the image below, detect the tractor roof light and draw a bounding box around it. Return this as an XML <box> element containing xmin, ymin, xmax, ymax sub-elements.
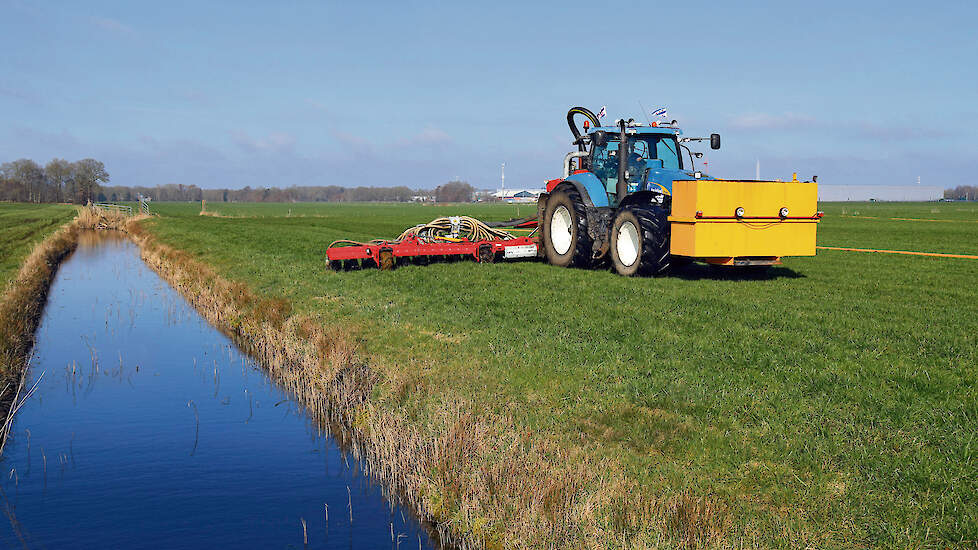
<box><xmin>735</xmin><ymin>206</ymin><xmax>745</xmax><ymax>218</ymax></box>
<box><xmin>779</xmin><ymin>207</ymin><xmax>789</xmax><ymax>218</ymax></box>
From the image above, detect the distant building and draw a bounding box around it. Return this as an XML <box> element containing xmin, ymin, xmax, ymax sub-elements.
<box><xmin>819</xmin><ymin>185</ymin><xmax>943</xmax><ymax>202</ymax></box>
<box><xmin>492</xmin><ymin>188</ymin><xmax>545</xmax><ymax>203</ymax></box>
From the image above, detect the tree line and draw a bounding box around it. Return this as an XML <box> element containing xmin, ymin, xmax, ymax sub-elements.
<box><xmin>944</xmin><ymin>185</ymin><xmax>978</xmax><ymax>201</ymax></box>
<box><xmin>100</xmin><ymin>184</ymin><xmax>422</xmax><ymax>203</ymax></box>
<box><xmin>1</xmin><ymin>157</ymin><xmax>479</xmax><ymax>204</ymax></box>
<box><xmin>0</xmin><ymin>158</ymin><xmax>109</xmax><ymax>203</ymax></box>
<box><xmin>100</xmin><ymin>181</ymin><xmax>475</xmax><ymax>203</ymax></box>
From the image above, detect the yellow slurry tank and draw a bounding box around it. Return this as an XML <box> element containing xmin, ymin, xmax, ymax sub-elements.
<box><xmin>668</xmin><ymin>178</ymin><xmax>820</xmax><ymax>265</ymax></box>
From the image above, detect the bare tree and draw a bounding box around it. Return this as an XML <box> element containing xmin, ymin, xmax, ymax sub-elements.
<box><xmin>45</xmin><ymin>158</ymin><xmax>73</xmax><ymax>202</ymax></box>
<box><xmin>0</xmin><ymin>159</ymin><xmax>47</xmax><ymax>202</ymax></box>
<box><xmin>945</xmin><ymin>185</ymin><xmax>978</xmax><ymax>201</ymax></box>
<box><xmin>435</xmin><ymin>180</ymin><xmax>474</xmax><ymax>203</ymax></box>
<box><xmin>71</xmin><ymin>158</ymin><xmax>110</xmax><ymax>204</ymax></box>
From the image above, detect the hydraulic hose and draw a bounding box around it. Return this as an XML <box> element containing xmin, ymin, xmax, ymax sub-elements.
<box><xmin>327</xmin><ymin>216</ymin><xmax>516</xmax><ymax>250</ymax></box>
<box><xmin>567</xmin><ymin>107</ymin><xmax>601</xmax><ymax>152</ymax></box>
<box><xmin>482</xmin><ymin>215</ymin><xmax>538</xmax><ymax>228</ymax></box>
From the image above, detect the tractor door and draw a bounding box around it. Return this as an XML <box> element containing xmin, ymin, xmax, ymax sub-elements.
<box><xmin>591</xmin><ymin>138</ymin><xmax>648</xmax><ymax>201</ymax></box>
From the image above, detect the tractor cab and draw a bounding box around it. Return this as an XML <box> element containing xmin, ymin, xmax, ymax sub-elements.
<box><xmin>587</xmin><ymin>126</ymin><xmax>692</xmax><ymax>200</ymax></box>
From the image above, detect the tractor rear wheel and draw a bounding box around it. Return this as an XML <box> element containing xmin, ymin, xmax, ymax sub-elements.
<box><xmin>610</xmin><ymin>204</ymin><xmax>671</xmax><ymax>276</ymax></box>
<box><xmin>543</xmin><ymin>189</ymin><xmax>592</xmax><ymax>268</ymax></box>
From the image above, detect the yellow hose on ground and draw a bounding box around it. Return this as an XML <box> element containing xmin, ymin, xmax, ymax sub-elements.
<box><xmin>328</xmin><ymin>216</ymin><xmax>515</xmax><ymax>249</ymax></box>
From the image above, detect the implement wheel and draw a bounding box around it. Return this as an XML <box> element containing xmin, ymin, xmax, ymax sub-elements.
<box><xmin>478</xmin><ymin>244</ymin><xmax>494</xmax><ymax>264</ymax></box>
<box><xmin>610</xmin><ymin>204</ymin><xmax>671</xmax><ymax>276</ymax></box>
<box><xmin>378</xmin><ymin>248</ymin><xmax>395</xmax><ymax>270</ymax></box>
<box><xmin>543</xmin><ymin>189</ymin><xmax>592</xmax><ymax>268</ymax></box>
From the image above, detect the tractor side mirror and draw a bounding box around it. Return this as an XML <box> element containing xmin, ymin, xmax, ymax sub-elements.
<box><xmin>710</xmin><ymin>133</ymin><xmax>721</xmax><ymax>150</ymax></box>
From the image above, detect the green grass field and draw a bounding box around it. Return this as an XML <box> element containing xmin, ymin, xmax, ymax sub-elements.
<box><xmin>136</xmin><ymin>200</ymin><xmax>978</xmax><ymax>547</ymax></box>
<box><xmin>0</xmin><ymin>203</ymin><xmax>77</xmax><ymax>290</ymax></box>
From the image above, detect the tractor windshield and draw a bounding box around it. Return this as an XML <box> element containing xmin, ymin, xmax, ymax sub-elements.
<box><xmin>633</xmin><ymin>135</ymin><xmax>683</xmax><ymax>171</ymax></box>
<box><xmin>590</xmin><ymin>134</ymin><xmax>683</xmax><ymax>193</ymax></box>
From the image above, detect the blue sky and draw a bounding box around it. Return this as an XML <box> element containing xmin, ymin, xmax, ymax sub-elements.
<box><xmin>1</xmin><ymin>0</ymin><xmax>975</xmax><ymax>190</ymax></box>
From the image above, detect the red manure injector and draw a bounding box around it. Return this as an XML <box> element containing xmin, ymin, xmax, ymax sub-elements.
<box><xmin>324</xmin><ymin>215</ymin><xmax>539</xmax><ymax>271</ymax></box>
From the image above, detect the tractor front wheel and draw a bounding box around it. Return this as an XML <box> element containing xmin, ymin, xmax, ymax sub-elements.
<box><xmin>543</xmin><ymin>189</ymin><xmax>592</xmax><ymax>268</ymax></box>
<box><xmin>610</xmin><ymin>205</ymin><xmax>671</xmax><ymax>276</ymax></box>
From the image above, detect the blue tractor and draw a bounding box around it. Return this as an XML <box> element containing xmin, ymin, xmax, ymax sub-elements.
<box><xmin>537</xmin><ymin>106</ymin><xmax>722</xmax><ymax>276</ymax></box>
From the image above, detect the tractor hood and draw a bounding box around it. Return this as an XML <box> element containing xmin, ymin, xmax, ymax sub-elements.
<box><xmin>645</xmin><ymin>166</ymin><xmax>715</xmax><ymax>196</ymax></box>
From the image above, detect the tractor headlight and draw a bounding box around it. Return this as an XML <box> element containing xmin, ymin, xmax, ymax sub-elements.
<box><xmin>735</xmin><ymin>207</ymin><xmax>745</xmax><ymax>218</ymax></box>
<box><xmin>779</xmin><ymin>207</ymin><xmax>789</xmax><ymax>218</ymax></box>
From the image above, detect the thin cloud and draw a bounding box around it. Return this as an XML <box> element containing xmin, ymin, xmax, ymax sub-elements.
<box><xmin>0</xmin><ymin>84</ymin><xmax>37</xmax><ymax>103</ymax></box>
<box><xmin>173</xmin><ymin>89</ymin><xmax>212</xmax><ymax>106</ymax></box>
<box><xmin>728</xmin><ymin>112</ymin><xmax>956</xmax><ymax>142</ymax></box>
<box><xmin>305</xmin><ymin>99</ymin><xmax>330</xmax><ymax>112</ymax></box>
<box><xmin>328</xmin><ymin>129</ymin><xmax>372</xmax><ymax>151</ymax></box>
<box><xmin>728</xmin><ymin>112</ymin><xmax>818</xmax><ymax>130</ymax></box>
<box><xmin>395</xmin><ymin>127</ymin><xmax>452</xmax><ymax>147</ymax></box>
<box><xmin>230</xmin><ymin>131</ymin><xmax>297</xmax><ymax>154</ymax></box>
<box><xmin>89</xmin><ymin>16</ymin><xmax>136</xmax><ymax>36</ymax></box>
<box><xmin>850</xmin><ymin>121</ymin><xmax>956</xmax><ymax>141</ymax></box>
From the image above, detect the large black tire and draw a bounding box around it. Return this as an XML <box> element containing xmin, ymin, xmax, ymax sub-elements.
<box><xmin>610</xmin><ymin>204</ymin><xmax>671</xmax><ymax>276</ymax></box>
<box><xmin>543</xmin><ymin>189</ymin><xmax>592</xmax><ymax>268</ymax></box>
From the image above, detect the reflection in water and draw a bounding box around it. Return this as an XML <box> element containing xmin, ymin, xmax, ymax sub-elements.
<box><xmin>0</xmin><ymin>231</ymin><xmax>437</xmax><ymax>549</ymax></box>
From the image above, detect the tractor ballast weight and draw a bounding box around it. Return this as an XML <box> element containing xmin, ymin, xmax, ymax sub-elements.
<box><xmin>537</xmin><ymin>107</ymin><xmax>821</xmax><ymax>275</ymax></box>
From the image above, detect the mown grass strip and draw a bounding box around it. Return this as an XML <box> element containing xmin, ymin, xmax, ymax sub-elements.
<box><xmin>817</xmin><ymin>245</ymin><xmax>978</xmax><ymax>259</ymax></box>
<box><xmin>0</xmin><ymin>203</ymin><xmax>76</xmax><ymax>289</ymax></box>
<box><xmin>839</xmin><ymin>215</ymin><xmax>978</xmax><ymax>223</ymax></box>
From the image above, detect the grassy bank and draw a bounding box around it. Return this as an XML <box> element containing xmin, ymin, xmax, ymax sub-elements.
<box><xmin>0</xmin><ymin>203</ymin><xmax>78</xmax><ymax>425</ymax></box>
<box><xmin>134</xmin><ymin>201</ymin><xmax>976</xmax><ymax>548</ymax></box>
<box><xmin>0</xmin><ymin>204</ymin><xmax>76</xmax><ymax>290</ymax></box>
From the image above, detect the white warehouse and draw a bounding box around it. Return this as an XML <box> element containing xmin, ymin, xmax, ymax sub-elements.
<box><xmin>818</xmin><ymin>185</ymin><xmax>943</xmax><ymax>202</ymax></box>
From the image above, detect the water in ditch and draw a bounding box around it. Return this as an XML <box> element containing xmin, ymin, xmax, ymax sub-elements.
<box><xmin>0</xmin><ymin>231</ymin><xmax>437</xmax><ymax>549</ymax></box>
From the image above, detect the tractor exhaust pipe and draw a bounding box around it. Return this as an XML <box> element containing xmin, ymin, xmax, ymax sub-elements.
<box><xmin>563</xmin><ymin>151</ymin><xmax>588</xmax><ymax>178</ymax></box>
<box><xmin>617</xmin><ymin>119</ymin><xmax>628</xmax><ymax>201</ymax></box>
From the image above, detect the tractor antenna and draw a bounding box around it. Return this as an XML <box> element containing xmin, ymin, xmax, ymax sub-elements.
<box><xmin>638</xmin><ymin>101</ymin><xmax>652</xmax><ymax>125</ymax></box>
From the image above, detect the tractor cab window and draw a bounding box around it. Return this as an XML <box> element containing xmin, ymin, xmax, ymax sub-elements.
<box><xmin>655</xmin><ymin>138</ymin><xmax>681</xmax><ymax>170</ymax></box>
